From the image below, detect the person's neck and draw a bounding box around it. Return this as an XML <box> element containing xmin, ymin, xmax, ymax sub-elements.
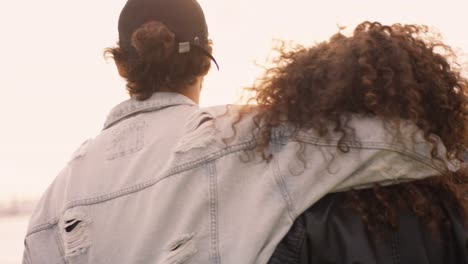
<box><xmin>148</xmin><ymin>78</ymin><xmax>202</xmax><ymax>104</ymax></box>
<box><xmin>178</xmin><ymin>78</ymin><xmax>202</xmax><ymax>104</ymax></box>
<box><xmin>180</xmin><ymin>86</ymin><xmax>200</xmax><ymax>104</ymax></box>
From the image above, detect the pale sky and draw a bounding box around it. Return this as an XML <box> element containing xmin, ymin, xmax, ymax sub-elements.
<box><xmin>1</xmin><ymin>0</ymin><xmax>467</xmax><ymax>201</ymax></box>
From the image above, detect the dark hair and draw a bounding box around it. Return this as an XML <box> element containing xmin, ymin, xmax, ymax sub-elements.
<box><xmin>105</xmin><ymin>21</ymin><xmax>212</xmax><ymax>101</ymax></box>
<box><xmin>237</xmin><ymin>22</ymin><xmax>468</xmax><ymax>232</ymax></box>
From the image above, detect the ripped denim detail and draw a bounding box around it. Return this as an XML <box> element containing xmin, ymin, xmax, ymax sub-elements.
<box><xmin>69</xmin><ymin>139</ymin><xmax>93</xmax><ymax>162</ymax></box>
<box><xmin>162</xmin><ymin>233</ymin><xmax>198</xmax><ymax>264</ymax></box>
<box><xmin>60</xmin><ymin>211</ymin><xmax>92</xmax><ymax>258</ymax></box>
<box><xmin>176</xmin><ymin>111</ymin><xmax>219</xmax><ymax>154</ymax></box>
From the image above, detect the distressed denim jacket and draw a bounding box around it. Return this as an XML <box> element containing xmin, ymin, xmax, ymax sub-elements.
<box><xmin>23</xmin><ymin>92</ymin><xmax>456</xmax><ymax>264</ymax></box>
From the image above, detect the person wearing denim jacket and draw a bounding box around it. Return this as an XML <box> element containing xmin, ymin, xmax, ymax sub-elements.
<box><xmin>22</xmin><ymin>1</ymin><xmax>459</xmax><ymax>264</ymax></box>
<box><xmin>23</xmin><ymin>92</ymin><xmax>455</xmax><ymax>263</ymax></box>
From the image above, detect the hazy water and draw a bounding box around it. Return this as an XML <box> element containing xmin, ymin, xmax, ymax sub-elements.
<box><xmin>0</xmin><ymin>216</ymin><xmax>29</xmax><ymax>264</ymax></box>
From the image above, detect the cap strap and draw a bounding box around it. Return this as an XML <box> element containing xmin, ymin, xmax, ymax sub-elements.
<box><xmin>178</xmin><ymin>42</ymin><xmax>219</xmax><ymax>70</ymax></box>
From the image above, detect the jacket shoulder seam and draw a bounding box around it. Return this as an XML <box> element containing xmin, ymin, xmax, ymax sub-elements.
<box><xmin>26</xmin><ymin>218</ymin><xmax>58</xmax><ymax>236</ymax></box>
<box><xmin>286</xmin><ymin>135</ymin><xmax>443</xmax><ymax>173</ymax></box>
<box><xmin>59</xmin><ymin>141</ymin><xmax>258</xmax><ymax>212</ymax></box>
<box><xmin>28</xmin><ymin>136</ymin><xmax>439</xmax><ymax>231</ymax></box>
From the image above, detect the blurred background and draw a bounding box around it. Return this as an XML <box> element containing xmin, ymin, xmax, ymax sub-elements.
<box><xmin>1</xmin><ymin>0</ymin><xmax>467</xmax><ymax>262</ymax></box>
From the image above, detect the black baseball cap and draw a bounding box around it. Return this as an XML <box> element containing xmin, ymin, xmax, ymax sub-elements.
<box><xmin>118</xmin><ymin>0</ymin><xmax>219</xmax><ymax>69</ymax></box>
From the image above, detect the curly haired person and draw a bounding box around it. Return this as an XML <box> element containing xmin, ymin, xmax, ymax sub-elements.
<box><xmin>252</xmin><ymin>22</ymin><xmax>468</xmax><ymax>263</ymax></box>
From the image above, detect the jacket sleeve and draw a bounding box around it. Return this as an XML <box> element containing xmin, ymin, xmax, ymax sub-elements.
<box><xmin>273</xmin><ymin>141</ymin><xmax>440</xmax><ymax>220</ymax></box>
<box><xmin>22</xmin><ymin>244</ymin><xmax>31</xmax><ymax>264</ymax></box>
<box><xmin>23</xmin><ymin>227</ymin><xmax>65</xmax><ymax>264</ymax></box>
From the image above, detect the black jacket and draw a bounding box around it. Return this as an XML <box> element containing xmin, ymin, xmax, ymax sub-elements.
<box><xmin>269</xmin><ymin>192</ymin><xmax>468</xmax><ymax>264</ymax></box>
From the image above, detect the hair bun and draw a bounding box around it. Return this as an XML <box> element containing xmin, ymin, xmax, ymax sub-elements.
<box><xmin>131</xmin><ymin>21</ymin><xmax>176</xmax><ymax>62</ymax></box>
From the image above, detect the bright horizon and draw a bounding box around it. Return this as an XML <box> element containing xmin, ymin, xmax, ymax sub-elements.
<box><xmin>1</xmin><ymin>0</ymin><xmax>468</xmax><ymax>201</ymax></box>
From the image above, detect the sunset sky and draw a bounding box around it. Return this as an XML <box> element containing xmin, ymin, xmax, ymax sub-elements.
<box><xmin>1</xmin><ymin>0</ymin><xmax>467</xmax><ymax>201</ymax></box>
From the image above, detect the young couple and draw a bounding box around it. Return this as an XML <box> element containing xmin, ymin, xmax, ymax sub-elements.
<box><xmin>23</xmin><ymin>0</ymin><xmax>467</xmax><ymax>263</ymax></box>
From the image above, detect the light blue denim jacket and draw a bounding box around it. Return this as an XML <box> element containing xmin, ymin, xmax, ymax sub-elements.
<box><xmin>23</xmin><ymin>92</ymin><xmax>456</xmax><ymax>264</ymax></box>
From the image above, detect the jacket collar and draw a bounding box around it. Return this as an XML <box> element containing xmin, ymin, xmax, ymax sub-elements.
<box><xmin>104</xmin><ymin>92</ymin><xmax>197</xmax><ymax>130</ymax></box>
